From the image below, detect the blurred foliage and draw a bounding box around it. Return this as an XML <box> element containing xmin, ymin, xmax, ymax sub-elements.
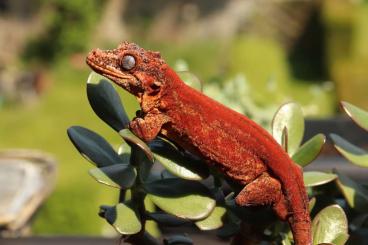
<box><xmin>67</xmin><ymin>73</ymin><xmax>352</xmax><ymax>244</ymax></box>
<box><xmin>323</xmin><ymin>1</ymin><xmax>368</xmax><ymax>109</ymax></box>
<box><xmin>22</xmin><ymin>0</ymin><xmax>105</xmax><ymax>63</ymax></box>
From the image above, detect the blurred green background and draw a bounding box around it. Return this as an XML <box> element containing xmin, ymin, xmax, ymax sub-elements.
<box><xmin>0</xmin><ymin>0</ymin><xmax>367</xmax><ymax>236</ymax></box>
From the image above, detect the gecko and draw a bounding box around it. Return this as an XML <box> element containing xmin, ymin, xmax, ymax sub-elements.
<box><xmin>86</xmin><ymin>42</ymin><xmax>311</xmax><ymax>245</ymax></box>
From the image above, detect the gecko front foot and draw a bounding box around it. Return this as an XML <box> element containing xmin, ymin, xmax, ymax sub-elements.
<box><xmin>129</xmin><ymin>113</ymin><xmax>170</xmax><ymax>142</ymax></box>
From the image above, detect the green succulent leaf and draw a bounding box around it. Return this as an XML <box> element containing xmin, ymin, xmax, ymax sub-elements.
<box><xmin>335</xmin><ymin>170</ymin><xmax>368</xmax><ymax>212</ymax></box>
<box><xmin>281</xmin><ymin>233</ymin><xmax>292</xmax><ymax>245</ymax></box>
<box><xmin>149</xmin><ymin>138</ymin><xmax>209</xmax><ymax>180</ymax></box>
<box><xmin>341</xmin><ymin>101</ymin><xmax>368</xmax><ymax>131</ymax></box>
<box><xmin>100</xmin><ymin>203</ymin><xmax>142</xmax><ymax>235</ymax></box>
<box><xmin>292</xmin><ymin>134</ymin><xmax>326</xmax><ymax>167</ymax></box>
<box><xmin>130</xmin><ymin>145</ymin><xmax>154</xmax><ymax>182</ymax></box>
<box><xmin>146</xmin><ymin>212</ymin><xmax>189</xmax><ymax>226</ymax></box>
<box><xmin>67</xmin><ymin>126</ymin><xmax>122</xmax><ymax>167</ymax></box>
<box><xmin>88</xmin><ymin>164</ymin><xmax>136</xmax><ymax>189</ymax></box>
<box><xmin>216</xmin><ymin>211</ymin><xmax>241</xmax><ymax>238</ymax></box>
<box><xmin>272</xmin><ymin>102</ymin><xmax>305</xmax><ymax>155</ymax></box>
<box><xmin>144</xmin><ymin>197</ymin><xmax>161</xmax><ymax>238</ymax></box>
<box><xmin>303</xmin><ymin>171</ymin><xmax>337</xmax><ymax>187</ymax></box>
<box><xmin>144</xmin><ymin>178</ymin><xmax>216</xmax><ymax>220</ymax></box>
<box><xmin>195</xmin><ymin>206</ymin><xmax>226</xmax><ymax>230</ymax></box>
<box><xmin>312</xmin><ymin>205</ymin><xmax>349</xmax><ymax>245</ymax></box>
<box><xmin>87</xmin><ymin>72</ymin><xmax>130</xmax><ymax>131</ymax></box>
<box><xmin>119</xmin><ymin>129</ymin><xmax>154</xmax><ymax>162</ymax></box>
<box><xmin>309</xmin><ymin>197</ymin><xmax>316</xmax><ymax>212</ymax></box>
<box><xmin>330</xmin><ymin>134</ymin><xmax>368</xmax><ymax>167</ymax></box>
<box><xmin>163</xmin><ymin>235</ymin><xmax>193</xmax><ymax>245</ymax></box>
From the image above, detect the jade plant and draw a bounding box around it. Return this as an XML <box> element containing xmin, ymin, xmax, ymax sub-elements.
<box><xmin>330</xmin><ymin>102</ymin><xmax>368</xmax><ymax>243</ymax></box>
<box><xmin>67</xmin><ymin>72</ymin><xmax>349</xmax><ymax>244</ymax></box>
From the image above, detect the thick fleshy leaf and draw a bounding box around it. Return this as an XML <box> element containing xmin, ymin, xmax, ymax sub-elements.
<box><xmin>119</xmin><ymin>129</ymin><xmax>154</xmax><ymax>162</ymax></box>
<box><xmin>216</xmin><ymin>211</ymin><xmax>241</xmax><ymax>238</ymax></box>
<box><xmin>149</xmin><ymin>138</ymin><xmax>209</xmax><ymax>180</ymax></box>
<box><xmin>100</xmin><ymin>203</ymin><xmax>142</xmax><ymax>235</ymax></box>
<box><xmin>312</xmin><ymin>205</ymin><xmax>349</xmax><ymax>245</ymax></box>
<box><xmin>332</xmin><ymin>234</ymin><xmax>350</xmax><ymax>245</ymax></box>
<box><xmin>144</xmin><ymin>178</ymin><xmax>215</xmax><ymax>220</ymax></box>
<box><xmin>272</xmin><ymin>102</ymin><xmax>304</xmax><ymax>155</ymax></box>
<box><xmin>144</xmin><ymin>197</ymin><xmax>161</xmax><ymax>238</ymax></box>
<box><xmin>341</xmin><ymin>101</ymin><xmax>368</xmax><ymax>131</ymax></box>
<box><xmin>303</xmin><ymin>171</ymin><xmax>337</xmax><ymax>187</ymax></box>
<box><xmin>281</xmin><ymin>233</ymin><xmax>292</xmax><ymax>245</ymax></box>
<box><xmin>87</xmin><ymin>72</ymin><xmax>130</xmax><ymax>131</ymax></box>
<box><xmin>195</xmin><ymin>206</ymin><xmax>226</xmax><ymax>230</ymax></box>
<box><xmin>292</xmin><ymin>134</ymin><xmax>326</xmax><ymax>167</ymax></box>
<box><xmin>67</xmin><ymin>126</ymin><xmax>122</xmax><ymax>167</ymax></box>
<box><xmin>335</xmin><ymin>170</ymin><xmax>368</xmax><ymax>212</ymax></box>
<box><xmin>163</xmin><ymin>235</ymin><xmax>193</xmax><ymax>245</ymax></box>
<box><xmin>330</xmin><ymin>134</ymin><xmax>368</xmax><ymax>167</ymax></box>
<box><xmin>131</xmin><ymin>145</ymin><xmax>154</xmax><ymax>182</ymax></box>
<box><xmin>88</xmin><ymin>164</ymin><xmax>136</xmax><ymax>189</ymax></box>
<box><xmin>147</xmin><ymin>212</ymin><xmax>189</xmax><ymax>226</ymax></box>
<box><xmin>309</xmin><ymin>197</ymin><xmax>316</xmax><ymax>212</ymax></box>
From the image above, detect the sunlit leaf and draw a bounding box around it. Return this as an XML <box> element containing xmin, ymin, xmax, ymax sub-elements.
<box><xmin>88</xmin><ymin>164</ymin><xmax>136</xmax><ymax>189</ymax></box>
<box><xmin>119</xmin><ymin>129</ymin><xmax>154</xmax><ymax>162</ymax></box>
<box><xmin>281</xmin><ymin>233</ymin><xmax>292</xmax><ymax>245</ymax></box>
<box><xmin>100</xmin><ymin>203</ymin><xmax>141</xmax><ymax>235</ymax></box>
<box><xmin>272</xmin><ymin>102</ymin><xmax>304</xmax><ymax>155</ymax></box>
<box><xmin>332</xmin><ymin>233</ymin><xmax>350</xmax><ymax>245</ymax></box>
<box><xmin>312</xmin><ymin>205</ymin><xmax>348</xmax><ymax>245</ymax></box>
<box><xmin>330</xmin><ymin>134</ymin><xmax>368</xmax><ymax>167</ymax></box>
<box><xmin>292</xmin><ymin>134</ymin><xmax>326</xmax><ymax>167</ymax></box>
<box><xmin>303</xmin><ymin>171</ymin><xmax>337</xmax><ymax>187</ymax></box>
<box><xmin>67</xmin><ymin>126</ymin><xmax>122</xmax><ymax>167</ymax></box>
<box><xmin>335</xmin><ymin>170</ymin><xmax>368</xmax><ymax>212</ymax></box>
<box><xmin>195</xmin><ymin>206</ymin><xmax>226</xmax><ymax>230</ymax></box>
<box><xmin>87</xmin><ymin>72</ymin><xmax>130</xmax><ymax>131</ymax></box>
<box><xmin>144</xmin><ymin>196</ymin><xmax>161</xmax><ymax>238</ymax></box>
<box><xmin>309</xmin><ymin>197</ymin><xmax>316</xmax><ymax>212</ymax></box>
<box><xmin>144</xmin><ymin>178</ymin><xmax>215</xmax><ymax>220</ymax></box>
<box><xmin>341</xmin><ymin>101</ymin><xmax>368</xmax><ymax>131</ymax></box>
<box><xmin>149</xmin><ymin>138</ymin><xmax>209</xmax><ymax>180</ymax></box>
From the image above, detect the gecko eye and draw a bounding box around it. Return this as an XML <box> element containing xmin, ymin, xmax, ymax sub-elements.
<box><xmin>121</xmin><ymin>55</ymin><xmax>136</xmax><ymax>70</ymax></box>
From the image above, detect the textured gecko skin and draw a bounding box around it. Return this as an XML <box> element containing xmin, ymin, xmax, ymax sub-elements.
<box><xmin>86</xmin><ymin>42</ymin><xmax>311</xmax><ymax>245</ymax></box>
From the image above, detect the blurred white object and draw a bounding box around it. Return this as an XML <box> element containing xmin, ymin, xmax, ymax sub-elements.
<box><xmin>0</xmin><ymin>150</ymin><xmax>57</xmax><ymax>236</ymax></box>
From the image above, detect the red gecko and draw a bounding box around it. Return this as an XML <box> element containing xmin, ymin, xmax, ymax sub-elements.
<box><xmin>86</xmin><ymin>42</ymin><xmax>311</xmax><ymax>245</ymax></box>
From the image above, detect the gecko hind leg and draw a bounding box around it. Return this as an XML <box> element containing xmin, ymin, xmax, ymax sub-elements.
<box><xmin>235</xmin><ymin>172</ymin><xmax>283</xmax><ymax>207</ymax></box>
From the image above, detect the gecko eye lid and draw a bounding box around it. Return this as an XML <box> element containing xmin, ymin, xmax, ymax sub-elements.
<box><xmin>121</xmin><ymin>55</ymin><xmax>136</xmax><ymax>70</ymax></box>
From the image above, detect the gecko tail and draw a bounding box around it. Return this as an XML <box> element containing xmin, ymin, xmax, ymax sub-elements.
<box><xmin>289</xmin><ymin>218</ymin><xmax>312</xmax><ymax>245</ymax></box>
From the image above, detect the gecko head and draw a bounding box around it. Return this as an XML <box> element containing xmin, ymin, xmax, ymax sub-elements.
<box><xmin>86</xmin><ymin>42</ymin><xmax>166</xmax><ymax>96</ymax></box>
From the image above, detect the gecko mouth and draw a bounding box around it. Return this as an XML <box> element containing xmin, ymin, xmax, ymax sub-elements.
<box><xmin>86</xmin><ymin>52</ymin><xmax>140</xmax><ymax>92</ymax></box>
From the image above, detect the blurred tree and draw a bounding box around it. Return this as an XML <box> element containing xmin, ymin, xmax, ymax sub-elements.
<box><xmin>22</xmin><ymin>0</ymin><xmax>105</xmax><ymax>64</ymax></box>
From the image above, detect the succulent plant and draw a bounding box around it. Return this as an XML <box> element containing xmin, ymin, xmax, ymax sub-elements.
<box><xmin>330</xmin><ymin>102</ymin><xmax>368</xmax><ymax>243</ymax></box>
<box><xmin>68</xmin><ymin>72</ymin><xmax>349</xmax><ymax>245</ymax></box>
